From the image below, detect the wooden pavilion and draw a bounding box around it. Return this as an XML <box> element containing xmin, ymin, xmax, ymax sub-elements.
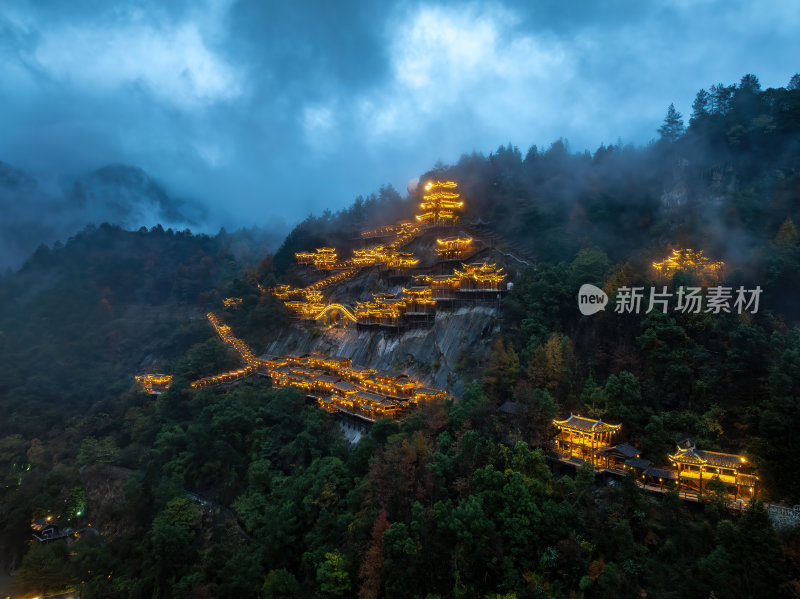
<box><xmin>552</xmin><ymin>414</ymin><xmax>621</xmax><ymax>467</ymax></box>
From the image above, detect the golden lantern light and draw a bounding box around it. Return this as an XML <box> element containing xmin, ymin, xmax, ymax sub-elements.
<box><xmin>436</xmin><ymin>236</ymin><xmax>473</xmax><ymax>259</ymax></box>
<box><xmin>135</xmin><ymin>374</ymin><xmax>173</xmax><ymax>394</ymax></box>
<box><xmin>651</xmin><ymin>248</ymin><xmax>725</xmax><ymax>284</ymax></box>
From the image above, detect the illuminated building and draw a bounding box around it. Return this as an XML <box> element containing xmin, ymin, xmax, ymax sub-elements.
<box><xmin>425</xmin><ymin>262</ymin><xmax>506</xmax><ymax>300</ymax></box>
<box><xmin>135</xmin><ymin>374</ymin><xmax>173</xmax><ymax>395</ymax></box>
<box><xmin>222</xmin><ymin>297</ymin><xmax>243</xmax><ymax>308</ymax></box>
<box><xmin>353</xmin><ymin>287</ymin><xmax>436</xmax><ymax>329</ymax></box>
<box><xmin>238</xmin><ymin>343</ymin><xmax>450</xmax><ymax>422</ymax></box>
<box><xmin>652</xmin><ymin>248</ymin><xmax>725</xmax><ymax>284</ymax></box>
<box><xmin>411</xmin><ymin>387</ymin><xmax>449</xmax><ymax>405</ymax></box>
<box><xmin>267</xmin><ymin>179</ymin><xmax>511</xmax><ymax>336</ymax></box>
<box><xmin>350</xmin><ymin>390</ymin><xmax>400</xmax><ymax>419</ymax></box>
<box><xmin>384</xmin><ymin>251</ymin><xmax>420</xmax><ymax>270</ymax></box>
<box><xmin>307</xmin><ymin>353</ymin><xmax>352</xmax><ymax>371</ymax></box>
<box><xmin>351</xmin><ymin>248</ymin><xmax>384</xmax><ymax>266</ymax></box>
<box><xmin>594</xmin><ymin>442</ymin><xmax>651</xmax><ymax>474</ymax></box>
<box><xmin>274</xmin><ymin>215</ymin><xmax>427</xmax><ymax>324</ymax></box>
<box><xmin>402</xmin><ymin>287</ymin><xmax>437</xmax><ymax>325</ymax></box>
<box><xmin>285</xmin><ymin>290</ymin><xmax>326</xmax><ymax>320</ymax></box>
<box><xmin>546</xmin><ymin>415</ymin><xmax>760</xmax><ymax>507</ymax></box>
<box><xmin>343</xmin><ymin>364</ymin><xmax>378</xmax><ymax>382</ymax></box>
<box><xmin>552</xmin><ymin>414</ymin><xmax>621</xmax><ymax>466</ymax></box>
<box><xmin>295</xmin><ymin>251</ymin><xmax>316</xmax><ymax>265</ymax></box>
<box><xmin>295</xmin><ymin>247</ymin><xmax>338</xmax><ymax>270</ymax></box>
<box><xmin>333</xmin><ymin>380</ymin><xmax>358</xmax><ymax>398</ymax></box>
<box><xmin>259</xmin><ymin>352</ymin><xmax>447</xmax><ymax>421</ymax></box>
<box><xmin>456</xmin><ymin>262</ymin><xmax>505</xmax><ymax>291</ymax></box>
<box><xmin>403</xmin><ymin>286</ymin><xmax>436</xmax><ymax>307</ymax></box>
<box><xmin>271</xmin><ymin>284</ymin><xmax>303</xmax><ymax>299</ymax></box>
<box><xmin>428</xmin><ymin>273</ymin><xmax>461</xmax><ymax>299</ymax></box>
<box><xmin>436</xmin><ymin>236</ymin><xmax>473</xmax><ymax>260</ymax></box>
<box><xmin>666</xmin><ymin>444</ymin><xmax>757</xmax><ymax>502</ymax></box>
<box><xmin>416</xmin><ymin>180</ymin><xmax>463</xmax><ymax>225</ymax></box>
<box><xmin>361</xmin><ymin>370</ymin><xmax>416</xmax><ymax>398</ymax></box>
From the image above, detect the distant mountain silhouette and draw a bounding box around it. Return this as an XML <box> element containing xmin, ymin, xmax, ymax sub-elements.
<box><xmin>0</xmin><ymin>161</ymin><xmax>207</xmax><ymax>271</ymax></box>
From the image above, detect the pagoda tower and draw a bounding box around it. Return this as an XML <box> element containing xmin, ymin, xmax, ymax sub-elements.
<box><xmin>416</xmin><ymin>180</ymin><xmax>463</xmax><ymax>226</ymax></box>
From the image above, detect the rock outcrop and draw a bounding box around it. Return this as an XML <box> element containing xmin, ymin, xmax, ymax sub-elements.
<box><xmin>264</xmin><ymin>306</ymin><xmax>500</xmax><ymax>397</ymax></box>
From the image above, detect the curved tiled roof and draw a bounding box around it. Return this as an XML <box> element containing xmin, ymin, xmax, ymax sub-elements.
<box><xmin>668</xmin><ymin>446</ymin><xmax>745</xmax><ymax>470</ymax></box>
<box><xmin>553</xmin><ymin>413</ymin><xmax>621</xmax><ymax>434</ymax></box>
<box><xmin>643</xmin><ymin>467</ymin><xmax>678</xmax><ymax>480</ymax></box>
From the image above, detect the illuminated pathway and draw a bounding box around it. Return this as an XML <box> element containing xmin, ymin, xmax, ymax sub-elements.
<box><xmin>313</xmin><ymin>303</ymin><xmax>358</xmax><ymax>323</ymax></box>
<box><xmin>190</xmin><ymin>313</ymin><xmax>258</xmax><ymax>389</ymax></box>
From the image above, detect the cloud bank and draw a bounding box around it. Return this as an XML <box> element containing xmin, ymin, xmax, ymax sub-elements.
<box><xmin>0</xmin><ymin>0</ymin><xmax>798</xmax><ymax>244</ymax></box>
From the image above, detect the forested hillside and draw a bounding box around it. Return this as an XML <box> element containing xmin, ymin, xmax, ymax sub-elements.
<box><xmin>1</xmin><ymin>73</ymin><xmax>800</xmax><ymax>598</ymax></box>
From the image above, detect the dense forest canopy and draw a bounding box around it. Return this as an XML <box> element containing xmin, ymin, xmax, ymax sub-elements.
<box><xmin>1</xmin><ymin>73</ymin><xmax>800</xmax><ymax>598</ymax></box>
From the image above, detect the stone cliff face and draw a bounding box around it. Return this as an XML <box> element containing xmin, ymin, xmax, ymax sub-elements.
<box><xmin>263</xmin><ymin>306</ymin><xmax>500</xmax><ymax>397</ymax></box>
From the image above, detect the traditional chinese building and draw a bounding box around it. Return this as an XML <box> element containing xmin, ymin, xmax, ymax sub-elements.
<box><xmin>343</xmin><ymin>364</ymin><xmax>378</xmax><ymax>382</ymax></box>
<box><xmin>354</xmin><ymin>288</ymin><xmax>436</xmax><ymax>329</ymax></box>
<box><xmin>416</xmin><ymin>180</ymin><xmax>463</xmax><ymax>226</ymax></box>
<box><xmin>667</xmin><ymin>443</ymin><xmax>757</xmax><ymax>501</ymax></box>
<box><xmin>222</xmin><ymin>297</ymin><xmax>243</xmax><ymax>308</ymax></box>
<box><xmin>456</xmin><ymin>262</ymin><xmax>505</xmax><ymax>291</ymax></box>
<box><xmin>594</xmin><ymin>442</ymin><xmax>651</xmax><ymax>473</ymax></box>
<box><xmin>552</xmin><ymin>414</ymin><xmax>621</xmax><ymax>466</ymax></box>
<box><xmin>384</xmin><ymin>251</ymin><xmax>420</xmax><ymax>270</ymax></box>
<box><xmin>270</xmin><ymin>284</ymin><xmax>300</xmax><ymax>299</ymax></box>
<box><xmin>411</xmin><ymin>387</ymin><xmax>449</xmax><ymax>405</ymax></box>
<box><xmin>361</xmin><ymin>370</ymin><xmax>416</xmax><ymax>398</ymax></box>
<box><xmin>306</xmin><ymin>354</ymin><xmax>352</xmax><ymax>372</ymax></box>
<box><xmin>652</xmin><ymin>248</ymin><xmax>724</xmax><ymax>285</ymax></box>
<box><xmin>284</xmin><ymin>290</ymin><xmax>326</xmax><ymax>320</ymax></box>
<box><xmin>295</xmin><ymin>247</ymin><xmax>338</xmax><ymax>270</ymax></box>
<box><xmin>351</xmin><ymin>247</ymin><xmax>383</xmax><ymax>266</ymax></box>
<box><xmin>436</xmin><ymin>236</ymin><xmax>473</xmax><ymax>260</ymax></box>
<box><xmin>333</xmin><ymin>379</ymin><xmax>358</xmax><ymax>399</ymax></box>
<box><xmin>428</xmin><ymin>273</ymin><xmax>462</xmax><ymax>300</ymax></box>
<box><xmin>427</xmin><ymin>262</ymin><xmax>505</xmax><ymax>301</ymax></box>
<box><xmin>402</xmin><ymin>287</ymin><xmax>437</xmax><ymax>326</ymax></box>
<box><xmin>135</xmin><ymin>374</ymin><xmax>173</xmax><ymax>395</ymax></box>
<box><xmin>313</xmin><ymin>247</ymin><xmax>338</xmax><ymax>270</ymax></box>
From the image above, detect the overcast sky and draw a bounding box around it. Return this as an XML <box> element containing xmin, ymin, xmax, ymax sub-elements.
<box><xmin>1</xmin><ymin>0</ymin><xmax>798</xmax><ymax>232</ymax></box>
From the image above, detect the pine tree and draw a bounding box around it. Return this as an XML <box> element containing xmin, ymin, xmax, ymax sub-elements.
<box><xmin>709</xmin><ymin>83</ymin><xmax>734</xmax><ymax>114</ymax></box>
<box><xmin>738</xmin><ymin>73</ymin><xmax>761</xmax><ymax>94</ymax></box>
<box><xmin>658</xmin><ymin>103</ymin><xmax>685</xmax><ymax>143</ymax></box>
<box><xmin>788</xmin><ymin>73</ymin><xmax>800</xmax><ymax>91</ymax></box>
<box><xmin>690</xmin><ymin>89</ymin><xmax>710</xmax><ymax>124</ymax></box>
